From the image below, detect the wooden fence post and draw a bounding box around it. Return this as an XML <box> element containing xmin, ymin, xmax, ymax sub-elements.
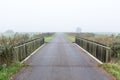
<box><xmin>106</xmin><ymin>49</ymin><xmax>109</xmax><ymax>62</ymax></box>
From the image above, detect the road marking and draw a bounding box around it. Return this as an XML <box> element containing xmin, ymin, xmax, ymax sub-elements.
<box><xmin>74</xmin><ymin>43</ymin><xmax>103</xmax><ymax>64</ymax></box>
<box><xmin>21</xmin><ymin>44</ymin><xmax>45</xmax><ymax>64</ymax></box>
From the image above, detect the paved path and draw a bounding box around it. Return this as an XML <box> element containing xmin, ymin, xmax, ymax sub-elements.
<box><xmin>13</xmin><ymin>34</ymin><xmax>112</xmax><ymax>80</ymax></box>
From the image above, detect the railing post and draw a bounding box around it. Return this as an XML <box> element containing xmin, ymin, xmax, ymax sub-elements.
<box><xmin>42</xmin><ymin>37</ymin><xmax>45</xmax><ymax>44</ymax></box>
<box><xmin>106</xmin><ymin>49</ymin><xmax>109</xmax><ymax>62</ymax></box>
<box><xmin>93</xmin><ymin>44</ymin><xmax>96</xmax><ymax>57</ymax></box>
<box><xmin>100</xmin><ymin>47</ymin><xmax>102</xmax><ymax>62</ymax></box>
<box><xmin>13</xmin><ymin>47</ymin><xmax>19</xmax><ymax>62</ymax></box>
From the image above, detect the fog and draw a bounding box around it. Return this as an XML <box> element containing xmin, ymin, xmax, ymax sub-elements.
<box><xmin>0</xmin><ymin>0</ymin><xmax>120</xmax><ymax>32</ymax></box>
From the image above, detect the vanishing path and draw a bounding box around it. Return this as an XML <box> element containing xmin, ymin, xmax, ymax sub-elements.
<box><xmin>13</xmin><ymin>34</ymin><xmax>112</xmax><ymax>80</ymax></box>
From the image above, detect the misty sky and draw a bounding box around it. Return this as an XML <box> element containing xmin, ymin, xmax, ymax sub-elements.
<box><xmin>0</xmin><ymin>0</ymin><xmax>120</xmax><ymax>32</ymax></box>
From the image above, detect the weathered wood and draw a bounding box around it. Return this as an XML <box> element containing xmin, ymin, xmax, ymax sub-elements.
<box><xmin>75</xmin><ymin>37</ymin><xmax>111</xmax><ymax>62</ymax></box>
<box><xmin>13</xmin><ymin>38</ymin><xmax>44</xmax><ymax>62</ymax></box>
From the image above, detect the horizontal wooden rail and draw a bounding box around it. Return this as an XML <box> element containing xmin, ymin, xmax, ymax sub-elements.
<box><xmin>76</xmin><ymin>37</ymin><xmax>111</xmax><ymax>62</ymax></box>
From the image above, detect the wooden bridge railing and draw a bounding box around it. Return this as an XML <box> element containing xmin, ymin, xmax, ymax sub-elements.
<box><xmin>13</xmin><ymin>37</ymin><xmax>44</xmax><ymax>62</ymax></box>
<box><xmin>75</xmin><ymin>37</ymin><xmax>111</xmax><ymax>62</ymax></box>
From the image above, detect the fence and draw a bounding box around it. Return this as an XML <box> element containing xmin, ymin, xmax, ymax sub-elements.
<box><xmin>75</xmin><ymin>37</ymin><xmax>111</xmax><ymax>62</ymax></box>
<box><xmin>0</xmin><ymin>37</ymin><xmax>44</xmax><ymax>65</ymax></box>
<box><xmin>13</xmin><ymin>37</ymin><xmax>44</xmax><ymax>62</ymax></box>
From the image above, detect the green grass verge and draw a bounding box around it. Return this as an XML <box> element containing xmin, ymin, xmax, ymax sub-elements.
<box><xmin>44</xmin><ymin>35</ymin><xmax>55</xmax><ymax>43</ymax></box>
<box><xmin>63</xmin><ymin>34</ymin><xmax>75</xmax><ymax>43</ymax></box>
<box><xmin>0</xmin><ymin>62</ymin><xmax>26</xmax><ymax>80</ymax></box>
<box><xmin>100</xmin><ymin>63</ymin><xmax>120</xmax><ymax>80</ymax></box>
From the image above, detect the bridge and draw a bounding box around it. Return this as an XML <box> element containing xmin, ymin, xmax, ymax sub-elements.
<box><xmin>11</xmin><ymin>34</ymin><xmax>113</xmax><ymax>80</ymax></box>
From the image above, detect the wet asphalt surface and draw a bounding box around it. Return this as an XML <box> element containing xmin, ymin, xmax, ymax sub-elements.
<box><xmin>12</xmin><ymin>34</ymin><xmax>112</xmax><ymax>80</ymax></box>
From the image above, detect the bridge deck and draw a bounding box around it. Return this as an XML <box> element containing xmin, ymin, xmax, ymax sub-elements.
<box><xmin>13</xmin><ymin>34</ymin><xmax>112</xmax><ymax>80</ymax></box>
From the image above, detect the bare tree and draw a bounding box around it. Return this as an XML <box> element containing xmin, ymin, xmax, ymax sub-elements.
<box><xmin>76</xmin><ymin>27</ymin><xmax>81</xmax><ymax>33</ymax></box>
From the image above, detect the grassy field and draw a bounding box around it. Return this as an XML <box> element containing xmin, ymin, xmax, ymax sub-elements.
<box><xmin>100</xmin><ymin>63</ymin><xmax>120</xmax><ymax>80</ymax></box>
<box><xmin>63</xmin><ymin>34</ymin><xmax>75</xmax><ymax>43</ymax></box>
<box><xmin>44</xmin><ymin>35</ymin><xmax>55</xmax><ymax>43</ymax></box>
<box><xmin>0</xmin><ymin>62</ymin><xmax>26</xmax><ymax>80</ymax></box>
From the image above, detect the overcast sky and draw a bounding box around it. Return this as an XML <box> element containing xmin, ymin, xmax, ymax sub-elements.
<box><xmin>0</xmin><ymin>0</ymin><xmax>120</xmax><ymax>32</ymax></box>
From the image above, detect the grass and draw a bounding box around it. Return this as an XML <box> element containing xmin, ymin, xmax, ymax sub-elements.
<box><xmin>100</xmin><ymin>63</ymin><xmax>120</xmax><ymax>80</ymax></box>
<box><xmin>0</xmin><ymin>62</ymin><xmax>26</xmax><ymax>80</ymax></box>
<box><xmin>44</xmin><ymin>35</ymin><xmax>55</xmax><ymax>43</ymax></box>
<box><xmin>111</xmin><ymin>58</ymin><xmax>120</xmax><ymax>65</ymax></box>
<box><xmin>64</xmin><ymin>34</ymin><xmax>75</xmax><ymax>43</ymax></box>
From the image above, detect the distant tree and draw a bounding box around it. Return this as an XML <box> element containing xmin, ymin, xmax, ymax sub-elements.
<box><xmin>76</xmin><ymin>27</ymin><xmax>81</xmax><ymax>33</ymax></box>
<box><xmin>4</xmin><ymin>30</ymin><xmax>14</xmax><ymax>34</ymax></box>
